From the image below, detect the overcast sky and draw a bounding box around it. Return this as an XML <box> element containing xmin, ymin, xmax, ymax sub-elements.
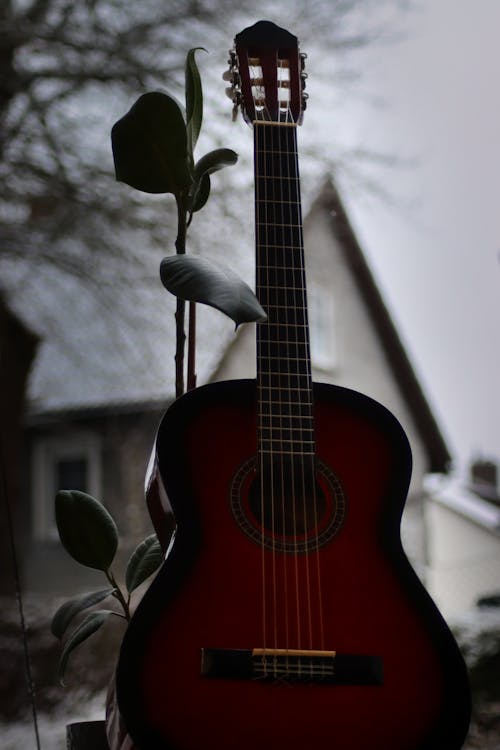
<box><xmin>202</xmin><ymin>0</ymin><xmax>500</xmax><ymax>477</ymax></box>
<box><xmin>326</xmin><ymin>0</ymin><xmax>500</xmax><ymax>476</ymax></box>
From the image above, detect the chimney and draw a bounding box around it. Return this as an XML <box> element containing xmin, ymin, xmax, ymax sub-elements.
<box><xmin>469</xmin><ymin>458</ymin><xmax>499</xmax><ymax>504</ymax></box>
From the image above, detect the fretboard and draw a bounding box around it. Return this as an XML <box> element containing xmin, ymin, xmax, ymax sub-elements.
<box><xmin>254</xmin><ymin>122</ymin><xmax>315</xmax><ymax>473</ymax></box>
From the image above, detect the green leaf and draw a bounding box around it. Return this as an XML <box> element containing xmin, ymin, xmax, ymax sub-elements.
<box><xmin>125</xmin><ymin>534</ymin><xmax>163</xmax><ymax>594</ymax></box>
<box><xmin>190</xmin><ymin>173</ymin><xmax>211</xmax><ymax>213</ymax></box>
<box><xmin>55</xmin><ymin>490</ymin><xmax>118</xmax><ymax>571</ymax></box>
<box><xmin>111</xmin><ymin>91</ymin><xmax>191</xmax><ymax>195</ymax></box>
<box><xmin>187</xmin><ymin>149</ymin><xmax>237</xmax><ymax>214</ymax></box>
<box><xmin>51</xmin><ymin>588</ymin><xmax>115</xmax><ymax>640</ymax></box>
<box><xmin>194</xmin><ymin>148</ymin><xmax>238</xmax><ymax>179</ymax></box>
<box><xmin>160</xmin><ymin>255</ymin><xmax>267</xmax><ymax>327</ymax></box>
<box><xmin>58</xmin><ymin>610</ymin><xmax>114</xmax><ymax>684</ymax></box>
<box><xmin>185</xmin><ymin>48</ymin><xmax>206</xmax><ymax>157</ymax></box>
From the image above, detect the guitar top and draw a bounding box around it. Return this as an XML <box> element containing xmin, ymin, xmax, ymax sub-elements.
<box><xmin>116</xmin><ymin>21</ymin><xmax>470</xmax><ymax>750</ymax></box>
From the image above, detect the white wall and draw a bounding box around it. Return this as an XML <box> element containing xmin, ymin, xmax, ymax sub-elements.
<box><xmin>425</xmin><ymin>497</ymin><xmax>500</xmax><ymax>618</ymax></box>
<box><xmin>213</xmin><ymin>199</ymin><xmax>433</xmax><ymax>572</ymax></box>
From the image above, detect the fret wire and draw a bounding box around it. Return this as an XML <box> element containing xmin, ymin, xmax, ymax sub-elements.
<box><xmin>256</xmin><ymin>199</ymin><xmax>301</xmax><ymax>205</ymax></box>
<box><xmin>257</xmin><ymin>222</ymin><xmax>302</xmax><ymax>228</ymax></box>
<box><xmin>258</xmin><ymin>399</ymin><xmax>313</xmax><ymax>407</ymax></box>
<box><xmin>257</xmin><ymin>175</ymin><xmax>300</xmax><ymax>184</ymax></box>
<box><xmin>259</xmin><ymin>304</ymin><xmax>307</xmax><ymax>312</ymax></box>
<box><xmin>258</xmin><ymin>420</ymin><xmax>314</xmax><ymax>429</ymax></box>
<box><xmin>261</xmin><ymin>437</ymin><xmax>315</xmax><ymax>444</ymax></box>
<box><xmin>259</xmin><ymin>326</ymin><xmax>308</xmax><ymax>334</ymax></box>
<box><xmin>260</xmin><ymin>449</ymin><xmax>316</xmax><ymax>456</ymax></box>
<box><xmin>258</xmin><ymin>373</ymin><xmax>311</xmax><ymax>382</ymax></box>
<box><xmin>258</xmin><ymin>356</ymin><xmax>311</xmax><ymax>362</ymax></box>
<box><xmin>258</xmin><ymin>250</ymin><xmax>303</xmax><ymax>256</ymax></box>
<box><xmin>254</xmin><ymin>122</ymin><xmax>315</xmax><ymax>458</ymax></box>
<box><xmin>256</xmin><ymin>148</ymin><xmax>301</xmax><ymax>155</ymax></box>
<box><xmin>262</xmin><ymin>370</ymin><xmax>314</xmax><ymax>378</ymax></box>
<box><xmin>259</xmin><ymin>285</ymin><xmax>307</xmax><ymax>292</ymax></box>
<box><xmin>259</xmin><ymin>426</ymin><xmax>315</xmax><ymax>433</ymax></box>
<box><xmin>261</xmin><ymin>385</ymin><xmax>309</xmax><ymax>395</ymax></box>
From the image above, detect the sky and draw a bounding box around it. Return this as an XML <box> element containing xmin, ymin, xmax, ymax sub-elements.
<box><xmin>326</xmin><ymin>0</ymin><xmax>500</xmax><ymax>476</ymax></box>
<box><xmin>163</xmin><ymin>1</ymin><xmax>500</xmax><ymax>477</ymax></box>
<box><xmin>22</xmin><ymin>0</ymin><xmax>499</xmax><ymax>479</ymax></box>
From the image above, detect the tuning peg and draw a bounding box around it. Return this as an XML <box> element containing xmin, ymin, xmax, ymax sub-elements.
<box><xmin>300</xmin><ymin>52</ymin><xmax>307</xmax><ymax>71</ymax></box>
<box><xmin>222</xmin><ymin>69</ymin><xmax>233</xmax><ymax>82</ymax></box>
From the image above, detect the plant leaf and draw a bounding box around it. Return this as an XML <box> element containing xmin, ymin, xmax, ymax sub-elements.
<box><xmin>51</xmin><ymin>588</ymin><xmax>115</xmax><ymax>640</ymax></box>
<box><xmin>160</xmin><ymin>255</ymin><xmax>267</xmax><ymax>327</ymax></box>
<box><xmin>57</xmin><ymin>610</ymin><xmax>114</xmax><ymax>684</ymax></box>
<box><xmin>194</xmin><ymin>148</ymin><xmax>238</xmax><ymax>179</ymax></box>
<box><xmin>55</xmin><ymin>490</ymin><xmax>118</xmax><ymax>571</ymax></box>
<box><xmin>187</xmin><ymin>149</ymin><xmax>237</xmax><ymax>213</ymax></box>
<box><xmin>185</xmin><ymin>48</ymin><xmax>206</xmax><ymax>157</ymax></box>
<box><xmin>190</xmin><ymin>173</ymin><xmax>211</xmax><ymax>213</ymax></box>
<box><xmin>111</xmin><ymin>91</ymin><xmax>191</xmax><ymax>195</ymax></box>
<box><xmin>125</xmin><ymin>534</ymin><xmax>163</xmax><ymax>594</ymax></box>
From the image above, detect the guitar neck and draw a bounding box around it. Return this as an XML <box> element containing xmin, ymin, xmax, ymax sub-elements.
<box><xmin>254</xmin><ymin>122</ymin><xmax>315</xmax><ymax>467</ymax></box>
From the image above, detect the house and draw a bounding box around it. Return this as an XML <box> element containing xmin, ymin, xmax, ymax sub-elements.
<box><xmin>17</xmin><ymin>178</ymin><xmax>451</xmax><ymax>596</ymax></box>
<box><xmin>424</xmin><ymin>458</ymin><xmax>500</xmax><ymax>619</ymax></box>
<box><xmin>214</xmin><ymin>179</ymin><xmax>450</xmax><ymax>573</ymax></box>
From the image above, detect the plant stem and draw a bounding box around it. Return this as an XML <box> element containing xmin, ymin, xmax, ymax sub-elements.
<box><xmin>187</xmin><ymin>300</ymin><xmax>197</xmax><ymax>390</ymax></box>
<box><xmin>106</xmin><ymin>570</ymin><xmax>130</xmax><ymax>621</ymax></box>
<box><xmin>174</xmin><ymin>197</ymin><xmax>187</xmax><ymax>398</ymax></box>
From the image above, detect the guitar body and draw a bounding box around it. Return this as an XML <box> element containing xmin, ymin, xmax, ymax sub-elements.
<box><xmin>117</xmin><ymin>21</ymin><xmax>470</xmax><ymax>749</ymax></box>
<box><xmin>117</xmin><ymin>379</ymin><xmax>470</xmax><ymax>750</ymax></box>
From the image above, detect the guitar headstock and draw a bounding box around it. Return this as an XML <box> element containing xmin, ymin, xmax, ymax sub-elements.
<box><xmin>225</xmin><ymin>20</ymin><xmax>307</xmax><ymax>125</ymax></box>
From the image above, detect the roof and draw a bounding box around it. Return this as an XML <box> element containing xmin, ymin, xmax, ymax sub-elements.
<box><xmin>21</xmin><ymin>175</ymin><xmax>452</xmax><ymax>475</ymax></box>
<box><xmin>313</xmin><ymin>178</ymin><xmax>451</xmax><ymax>473</ymax></box>
<box><xmin>425</xmin><ymin>474</ymin><xmax>500</xmax><ymax>535</ymax></box>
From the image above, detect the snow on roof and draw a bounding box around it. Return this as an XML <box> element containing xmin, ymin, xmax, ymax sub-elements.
<box><xmin>17</xmin><ymin>193</ymin><xmax>253</xmax><ymax>415</ymax></box>
<box><xmin>424</xmin><ymin>473</ymin><xmax>500</xmax><ymax>535</ymax></box>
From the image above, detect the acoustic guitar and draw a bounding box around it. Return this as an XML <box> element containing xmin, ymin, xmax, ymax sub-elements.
<box><xmin>117</xmin><ymin>21</ymin><xmax>470</xmax><ymax>750</ymax></box>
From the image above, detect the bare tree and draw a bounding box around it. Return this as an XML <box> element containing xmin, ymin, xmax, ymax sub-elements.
<box><xmin>0</xmin><ymin>0</ymin><xmax>414</xmax><ymax>430</ymax></box>
<box><xmin>0</xmin><ymin>0</ymin><xmax>411</xmax><ymax>309</ymax></box>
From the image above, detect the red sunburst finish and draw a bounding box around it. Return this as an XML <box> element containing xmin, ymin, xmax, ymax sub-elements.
<box><xmin>118</xmin><ymin>22</ymin><xmax>470</xmax><ymax>748</ymax></box>
<box><xmin>117</xmin><ymin>380</ymin><xmax>470</xmax><ymax>750</ymax></box>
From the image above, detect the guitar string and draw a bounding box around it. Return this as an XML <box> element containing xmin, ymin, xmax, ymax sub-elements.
<box><xmin>287</xmin><ymin>115</ymin><xmax>314</xmax><ymax>655</ymax></box>
<box><xmin>255</xmin><ymin>58</ymin><xmax>326</xmax><ymax>670</ymax></box>
<box><xmin>291</xmin><ymin>109</ymin><xmax>326</xmax><ymax>653</ymax></box>
<box><xmin>300</xmin><ymin>124</ymin><xmax>322</xmax><ymax>652</ymax></box>
<box><xmin>265</xmin><ymin>113</ymin><xmax>279</xmax><ymax>656</ymax></box>
<box><xmin>275</xmin><ymin>97</ymin><xmax>291</xmax><ymax>662</ymax></box>
<box><xmin>255</xmin><ymin>107</ymin><xmax>268</xmax><ymax>660</ymax></box>
<box><xmin>256</xmin><ymin>90</ymin><xmax>279</xmax><ymax>663</ymax></box>
<box><xmin>277</xmin><ymin>110</ymin><xmax>303</xmax><ymax>656</ymax></box>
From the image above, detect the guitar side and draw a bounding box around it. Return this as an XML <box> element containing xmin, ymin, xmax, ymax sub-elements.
<box><xmin>117</xmin><ymin>379</ymin><xmax>470</xmax><ymax>750</ymax></box>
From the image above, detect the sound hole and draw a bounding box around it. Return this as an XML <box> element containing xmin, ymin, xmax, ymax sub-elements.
<box><xmin>230</xmin><ymin>457</ymin><xmax>346</xmax><ymax>553</ymax></box>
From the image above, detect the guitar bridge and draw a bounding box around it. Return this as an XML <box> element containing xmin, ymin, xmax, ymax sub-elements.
<box><xmin>201</xmin><ymin>648</ymin><xmax>383</xmax><ymax>685</ymax></box>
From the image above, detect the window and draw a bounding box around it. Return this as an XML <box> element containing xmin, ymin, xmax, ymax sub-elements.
<box><xmin>32</xmin><ymin>432</ymin><xmax>102</xmax><ymax>541</ymax></box>
<box><xmin>308</xmin><ymin>281</ymin><xmax>337</xmax><ymax>372</ymax></box>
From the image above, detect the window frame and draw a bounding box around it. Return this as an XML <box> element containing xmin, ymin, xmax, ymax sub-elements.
<box><xmin>31</xmin><ymin>431</ymin><xmax>102</xmax><ymax>541</ymax></box>
<box><xmin>308</xmin><ymin>280</ymin><xmax>338</xmax><ymax>372</ymax></box>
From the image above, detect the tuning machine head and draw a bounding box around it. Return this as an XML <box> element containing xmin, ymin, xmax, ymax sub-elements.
<box><xmin>299</xmin><ymin>52</ymin><xmax>308</xmax><ymax>109</ymax></box>
<box><xmin>223</xmin><ymin>48</ymin><xmax>242</xmax><ymax>119</ymax></box>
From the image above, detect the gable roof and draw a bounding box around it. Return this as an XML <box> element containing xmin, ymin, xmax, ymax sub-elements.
<box><xmin>425</xmin><ymin>474</ymin><xmax>500</xmax><ymax>536</ymax></box>
<box><xmin>315</xmin><ymin>178</ymin><xmax>451</xmax><ymax>473</ymax></box>
<box><xmin>22</xmin><ymin>173</ymin><xmax>452</xmax><ymax>475</ymax></box>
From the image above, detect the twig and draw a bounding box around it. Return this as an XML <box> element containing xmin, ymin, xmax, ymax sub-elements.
<box><xmin>187</xmin><ymin>301</ymin><xmax>197</xmax><ymax>391</ymax></box>
<box><xmin>174</xmin><ymin>198</ymin><xmax>187</xmax><ymax>398</ymax></box>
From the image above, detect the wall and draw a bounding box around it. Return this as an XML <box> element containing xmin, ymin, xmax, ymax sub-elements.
<box><xmin>214</xmin><ymin>199</ymin><xmax>432</xmax><ymax>572</ymax></box>
<box><xmin>22</xmin><ymin>407</ymin><xmax>163</xmax><ymax>595</ymax></box>
<box><xmin>425</xmin><ymin>499</ymin><xmax>500</xmax><ymax>618</ymax></box>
